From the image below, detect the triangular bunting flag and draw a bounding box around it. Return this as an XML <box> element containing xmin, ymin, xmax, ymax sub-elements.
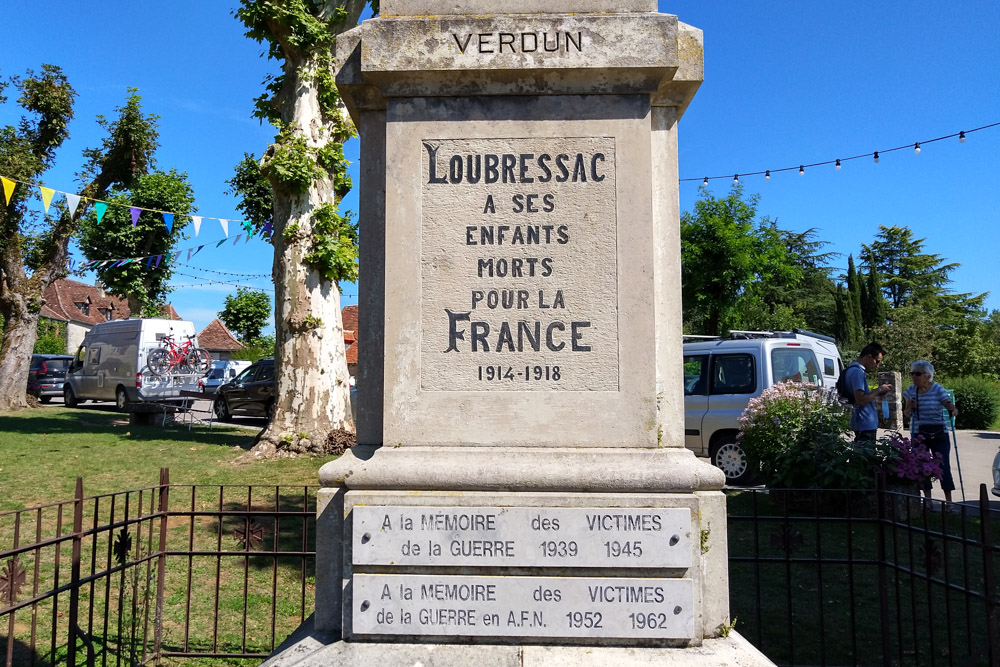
<box><xmin>192</xmin><ymin>215</ymin><xmax>202</xmax><ymax>236</ymax></box>
<box><xmin>146</xmin><ymin>256</ymin><xmax>155</xmax><ymax>268</ymax></box>
<box><xmin>219</xmin><ymin>218</ymin><xmax>229</xmax><ymax>238</ymax></box>
<box><xmin>215</xmin><ymin>239</ymin><xmax>226</xmax><ymax>248</ymax></box>
<box><xmin>242</xmin><ymin>220</ymin><xmax>253</xmax><ymax>235</ymax></box>
<box><xmin>2</xmin><ymin>177</ymin><xmax>16</xmax><ymax>205</ymax></box>
<box><xmin>192</xmin><ymin>245</ymin><xmax>205</xmax><ymax>258</ymax></box>
<box><xmin>154</xmin><ymin>255</ymin><xmax>163</xmax><ymax>268</ymax></box>
<box><xmin>65</xmin><ymin>193</ymin><xmax>81</xmax><ymax>218</ymax></box>
<box><xmin>263</xmin><ymin>221</ymin><xmax>273</xmax><ymax>235</ymax></box>
<box><xmin>232</xmin><ymin>234</ymin><xmax>243</xmax><ymax>245</ymax></box>
<box><xmin>245</xmin><ymin>233</ymin><xmax>252</xmax><ymax>243</ymax></box>
<box><xmin>130</xmin><ymin>207</ymin><xmax>141</xmax><ymax>227</ymax></box>
<box><xmin>163</xmin><ymin>253</ymin><xmax>171</xmax><ymax>266</ymax></box>
<box><xmin>163</xmin><ymin>212</ymin><xmax>173</xmax><ymax>233</ymax></box>
<box><xmin>95</xmin><ymin>202</ymin><xmax>108</xmax><ymax>224</ymax></box>
<box><xmin>187</xmin><ymin>248</ymin><xmax>193</xmax><ymax>261</ymax></box>
<box><xmin>39</xmin><ymin>187</ymin><xmax>55</xmax><ymax>212</ymax></box>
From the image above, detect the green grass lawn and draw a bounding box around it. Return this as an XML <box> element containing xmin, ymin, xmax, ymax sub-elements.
<box><xmin>0</xmin><ymin>405</ymin><xmax>338</xmax><ymax>666</ymax></box>
<box><xmin>0</xmin><ymin>406</ymin><xmax>337</xmax><ymax>511</ymax></box>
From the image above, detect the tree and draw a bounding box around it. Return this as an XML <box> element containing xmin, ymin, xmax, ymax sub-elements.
<box><xmin>77</xmin><ymin>168</ymin><xmax>195</xmax><ymax>315</ymax></box>
<box><xmin>871</xmin><ymin>306</ymin><xmax>936</xmax><ymax>376</ymax></box>
<box><xmin>845</xmin><ymin>255</ymin><xmax>865</xmax><ymax>337</ymax></box>
<box><xmin>220</xmin><ymin>286</ymin><xmax>272</xmax><ymax>343</ymax></box>
<box><xmin>680</xmin><ymin>185</ymin><xmax>800</xmax><ymax>335</ymax></box>
<box><xmin>861</xmin><ymin>249</ymin><xmax>888</xmax><ymax>332</ymax></box>
<box><xmin>231</xmin><ymin>0</ymin><xmax>375</xmax><ymax>453</ymax></box>
<box><xmin>0</xmin><ymin>68</ymin><xmax>158</xmax><ymax>409</ymax></box>
<box><xmin>863</xmin><ymin>225</ymin><xmax>986</xmax><ymax>321</ymax></box>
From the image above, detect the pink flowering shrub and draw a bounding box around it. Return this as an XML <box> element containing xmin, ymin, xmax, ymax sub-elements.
<box><xmin>880</xmin><ymin>432</ymin><xmax>942</xmax><ymax>484</ymax></box>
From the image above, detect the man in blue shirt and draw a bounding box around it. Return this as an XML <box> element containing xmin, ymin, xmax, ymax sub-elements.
<box><xmin>845</xmin><ymin>342</ymin><xmax>892</xmax><ymax>441</ymax></box>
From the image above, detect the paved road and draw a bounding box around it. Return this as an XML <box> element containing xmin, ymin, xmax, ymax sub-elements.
<box><xmin>927</xmin><ymin>429</ymin><xmax>1000</xmax><ymax>508</ymax></box>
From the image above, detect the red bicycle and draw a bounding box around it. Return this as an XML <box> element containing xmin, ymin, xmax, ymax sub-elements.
<box><xmin>146</xmin><ymin>334</ymin><xmax>212</xmax><ymax>376</ymax></box>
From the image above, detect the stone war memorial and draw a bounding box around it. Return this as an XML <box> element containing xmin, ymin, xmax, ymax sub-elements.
<box><xmin>268</xmin><ymin>1</ymin><xmax>773</xmax><ymax>665</ymax></box>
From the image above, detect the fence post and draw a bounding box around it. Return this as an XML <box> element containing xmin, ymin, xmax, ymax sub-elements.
<box><xmin>67</xmin><ymin>478</ymin><xmax>84</xmax><ymax>666</ymax></box>
<box><xmin>153</xmin><ymin>468</ymin><xmax>170</xmax><ymax>662</ymax></box>
<box><xmin>875</xmin><ymin>473</ymin><xmax>892</xmax><ymax>667</ymax></box>
<box><xmin>980</xmin><ymin>484</ymin><xmax>998</xmax><ymax>667</ymax></box>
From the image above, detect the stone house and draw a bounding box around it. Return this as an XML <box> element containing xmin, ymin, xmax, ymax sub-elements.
<box><xmin>342</xmin><ymin>304</ymin><xmax>358</xmax><ymax>379</ymax></box>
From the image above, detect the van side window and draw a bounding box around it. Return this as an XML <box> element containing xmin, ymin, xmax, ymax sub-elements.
<box><xmin>710</xmin><ymin>354</ymin><xmax>755</xmax><ymax>395</ymax></box>
<box><xmin>771</xmin><ymin>348</ymin><xmax>821</xmax><ymax>385</ymax></box>
<box><xmin>88</xmin><ymin>347</ymin><xmax>101</xmax><ymax>365</ymax></box>
<box><xmin>683</xmin><ymin>355</ymin><xmax>708</xmax><ymax>396</ymax></box>
<box><xmin>823</xmin><ymin>358</ymin><xmax>835</xmax><ymax>376</ymax></box>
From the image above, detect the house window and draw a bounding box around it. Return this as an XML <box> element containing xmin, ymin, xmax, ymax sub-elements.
<box><xmin>98</xmin><ymin>308</ymin><xmax>111</xmax><ymax>321</ymax></box>
<box><xmin>75</xmin><ymin>301</ymin><xmax>90</xmax><ymax>316</ymax></box>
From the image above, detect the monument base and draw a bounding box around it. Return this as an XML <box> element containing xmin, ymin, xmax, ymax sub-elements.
<box><xmin>261</xmin><ymin>615</ymin><xmax>775</xmax><ymax>666</ymax></box>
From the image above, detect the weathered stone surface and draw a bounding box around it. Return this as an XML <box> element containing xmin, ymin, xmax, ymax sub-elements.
<box><xmin>382</xmin><ymin>0</ymin><xmax>658</xmax><ymax>16</ymax></box>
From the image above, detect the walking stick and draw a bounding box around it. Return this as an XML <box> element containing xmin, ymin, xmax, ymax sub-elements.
<box><xmin>949</xmin><ymin>414</ymin><xmax>966</xmax><ymax>502</ymax></box>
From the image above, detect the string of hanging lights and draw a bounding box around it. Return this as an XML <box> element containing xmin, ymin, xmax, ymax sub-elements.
<box><xmin>690</xmin><ymin>122</ymin><xmax>999</xmax><ymax>187</ymax></box>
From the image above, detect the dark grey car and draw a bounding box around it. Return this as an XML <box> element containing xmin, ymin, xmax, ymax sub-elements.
<box><xmin>29</xmin><ymin>354</ymin><xmax>74</xmax><ymax>402</ymax></box>
<box><xmin>213</xmin><ymin>358</ymin><xmax>276</xmax><ymax>422</ymax></box>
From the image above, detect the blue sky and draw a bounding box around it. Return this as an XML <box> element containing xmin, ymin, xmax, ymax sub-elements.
<box><xmin>2</xmin><ymin>1</ymin><xmax>997</xmax><ymax>335</ymax></box>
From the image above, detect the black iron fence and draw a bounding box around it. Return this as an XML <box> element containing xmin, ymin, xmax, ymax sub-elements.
<box><xmin>0</xmin><ymin>470</ymin><xmax>316</xmax><ymax>666</ymax></box>
<box><xmin>2</xmin><ymin>473</ymin><xmax>998</xmax><ymax>666</ymax></box>
<box><xmin>728</xmin><ymin>483</ymin><xmax>999</xmax><ymax>667</ymax></box>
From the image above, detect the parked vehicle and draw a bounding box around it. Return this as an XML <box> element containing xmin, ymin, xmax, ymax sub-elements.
<box><xmin>198</xmin><ymin>360</ymin><xmax>252</xmax><ymax>395</ymax></box>
<box><xmin>65</xmin><ymin>318</ymin><xmax>205</xmax><ymax>411</ymax></box>
<box><xmin>213</xmin><ymin>357</ymin><xmax>357</xmax><ymax>423</ymax></box>
<box><xmin>28</xmin><ymin>354</ymin><xmax>74</xmax><ymax>402</ymax></box>
<box><xmin>683</xmin><ymin>329</ymin><xmax>844</xmax><ymax>486</ymax></box>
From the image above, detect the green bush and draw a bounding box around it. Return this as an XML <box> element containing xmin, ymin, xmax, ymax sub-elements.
<box><xmin>945</xmin><ymin>376</ymin><xmax>1000</xmax><ymax>430</ymax></box>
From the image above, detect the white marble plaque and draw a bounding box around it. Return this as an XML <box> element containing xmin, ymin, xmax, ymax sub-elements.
<box><xmin>352</xmin><ymin>506</ymin><xmax>691</xmax><ymax>567</ymax></box>
<box><xmin>420</xmin><ymin>136</ymin><xmax>619</xmax><ymax>392</ymax></box>
<box><xmin>352</xmin><ymin>574</ymin><xmax>694</xmax><ymax>639</ymax></box>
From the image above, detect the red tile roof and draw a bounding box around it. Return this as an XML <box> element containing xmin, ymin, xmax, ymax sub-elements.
<box><xmin>40</xmin><ymin>279</ymin><xmax>131</xmax><ymax>325</ymax></box>
<box><xmin>160</xmin><ymin>304</ymin><xmax>183</xmax><ymax>321</ymax></box>
<box><xmin>197</xmin><ymin>318</ymin><xmax>244</xmax><ymax>352</ymax></box>
<box><xmin>345</xmin><ymin>342</ymin><xmax>358</xmax><ymax>365</ymax></box>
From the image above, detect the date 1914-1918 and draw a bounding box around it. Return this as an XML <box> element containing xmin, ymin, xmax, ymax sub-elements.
<box><xmin>478</xmin><ymin>365</ymin><xmax>561</xmax><ymax>381</ymax></box>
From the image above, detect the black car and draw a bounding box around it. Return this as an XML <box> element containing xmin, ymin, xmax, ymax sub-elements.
<box><xmin>214</xmin><ymin>358</ymin><xmax>275</xmax><ymax>421</ymax></box>
<box><xmin>28</xmin><ymin>354</ymin><xmax>74</xmax><ymax>403</ymax></box>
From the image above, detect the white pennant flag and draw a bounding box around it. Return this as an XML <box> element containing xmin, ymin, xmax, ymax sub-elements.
<box><xmin>218</xmin><ymin>218</ymin><xmax>229</xmax><ymax>238</ymax></box>
<box><xmin>64</xmin><ymin>193</ymin><xmax>82</xmax><ymax>218</ymax></box>
<box><xmin>192</xmin><ymin>215</ymin><xmax>202</xmax><ymax>236</ymax></box>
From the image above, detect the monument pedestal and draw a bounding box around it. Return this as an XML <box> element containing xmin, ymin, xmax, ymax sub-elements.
<box><xmin>267</xmin><ymin>1</ymin><xmax>775</xmax><ymax>664</ymax></box>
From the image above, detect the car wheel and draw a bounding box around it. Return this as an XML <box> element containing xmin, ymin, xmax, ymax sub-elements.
<box><xmin>115</xmin><ymin>387</ymin><xmax>128</xmax><ymax>412</ymax></box>
<box><xmin>214</xmin><ymin>398</ymin><xmax>233</xmax><ymax>422</ymax></box>
<box><xmin>64</xmin><ymin>385</ymin><xmax>79</xmax><ymax>408</ymax></box>
<box><xmin>40</xmin><ymin>396</ymin><xmax>52</xmax><ymax>404</ymax></box>
<box><xmin>711</xmin><ymin>438</ymin><xmax>755</xmax><ymax>486</ymax></box>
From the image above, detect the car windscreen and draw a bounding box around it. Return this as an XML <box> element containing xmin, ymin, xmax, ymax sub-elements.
<box><xmin>208</xmin><ymin>368</ymin><xmax>226</xmax><ymax>380</ymax></box>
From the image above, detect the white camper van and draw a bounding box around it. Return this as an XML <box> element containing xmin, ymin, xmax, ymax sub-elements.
<box><xmin>65</xmin><ymin>318</ymin><xmax>204</xmax><ymax>410</ymax></box>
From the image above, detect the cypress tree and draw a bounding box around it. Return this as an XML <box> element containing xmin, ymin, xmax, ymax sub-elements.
<box><xmin>846</xmin><ymin>255</ymin><xmax>865</xmax><ymax>342</ymax></box>
<box><xmin>862</xmin><ymin>250</ymin><xmax>888</xmax><ymax>331</ymax></box>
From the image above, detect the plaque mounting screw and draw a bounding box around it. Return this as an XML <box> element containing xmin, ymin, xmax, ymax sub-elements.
<box><xmin>361</xmin><ymin>532</ymin><xmax>371</xmax><ymax>544</ymax></box>
<box><xmin>669</xmin><ymin>535</ymin><xmax>680</xmax><ymax>546</ymax></box>
<box><xmin>360</xmin><ymin>601</ymin><xmax>370</xmax><ymax>612</ymax></box>
<box><xmin>673</xmin><ymin>606</ymin><xmax>683</xmax><ymax>615</ymax></box>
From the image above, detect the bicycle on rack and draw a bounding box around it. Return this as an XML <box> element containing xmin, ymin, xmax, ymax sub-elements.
<box><xmin>146</xmin><ymin>334</ymin><xmax>212</xmax><ymax>376</ymax></box>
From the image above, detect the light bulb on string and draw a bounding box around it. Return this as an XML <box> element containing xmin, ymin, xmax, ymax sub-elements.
<box><xmin>799</xmin><ymin>165</ymin><xmax>804</xmax><ymax>176</ymax></box>
<box><xmin>914</xmin><ymin>142</ymin><xmax>921</xmax><ymax>154</ymax></box>
<box><xmin>733</xmin><ymin>174</ymin><xmax>739</xmax><ymax>185</ymax></box>
<box><xmin>702</xmin><ymin>177</ymin><xmax>708</xmax><ymax>187</ymax></box>
<box><xmin>765</xmin><ymin>170</ymin><xmax>770</xmax><ymax>181</ymax></box>
<box><xmin>874</xmin><ymin>151</ymin><xmax>880</xmax><ymax>164</ymax></box>
<box><xmin>835</xmin><ymin>159</ymin><xmax>842</xmax><ymax>170</ymax></box>
<box><xmin>959</xmin><ymin>131</ymin><xmax>966</xmax><ymax>143</ymax></box>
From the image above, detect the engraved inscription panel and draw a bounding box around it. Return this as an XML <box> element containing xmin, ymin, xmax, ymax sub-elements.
<box><xmin>352</xmin><ymin>574</ymin><xmax>694</xmax><ymax>639</ymax></box>
<box><xmin>353</xmin><ymin>506</ymin><xmax>691</xmax><ymax>568</ymax></box>
<box><xmin>420</xmin><ymin>137</ymin><xmax>618</xmax><ymax>391</ymax></box>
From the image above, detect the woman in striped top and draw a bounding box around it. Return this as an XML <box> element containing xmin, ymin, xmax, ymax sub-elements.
<box><xmin>902</xmin><ymin>360</ymin><xmax>959</xmax><ymax>501</ymax></box>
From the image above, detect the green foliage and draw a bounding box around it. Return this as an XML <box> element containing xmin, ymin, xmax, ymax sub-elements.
<box><xmin>681</xmin><ymin>186</ymin><xmax>802</xmax><ymax>334</ymax></box>
<box><xmin>225</xmin><ymin>153</ymin><xmax>273</xmax><ymax>241</ymax></box>
<box><xmin>863</xmin><ymin>225</ymin><xmax>985</xmax><ymax>321</ymax></box>
<box><xmin>861</xmin><ymin>249</ymin><xmax>888</xmax><ymax>331</ymax></box>
<box><xmin>871</xmin><ymin>306</ymin><xmax>936</xmax><ymax>376</ymax></box>
<box><xmin>79</xmin><ymin>88</ymin><xmax>160</xmax><ymax>192</ymax></box>
<box><xmin>34</xmin><ymin>318</ymin><xmax>66</xmax><ymax>354</ymax></box>
<box><xmin>267</xmin><ymin>129</ymin><xmax>323</xmax><ymax>194</ymax></box>
<box><xmin>845</xmin><ymin>255</ymin><xmax>865</xmax><ymax>340</ymax></box>
<box><xmin>77</xmin><ymin>169</ymin><xmax>195</xmax><ymax>313</ymax></box>
<box><xmin>737</xmin><ymin>382</ymin><xmax>865</xmax><ymax>489</ymax></box>
<box><xmin>220</xmin><ymin>287</ymin><xmax>272</xmax><ymax>343</ymax></box>
<box><xmin>316</xmin><ymin>141</ymin><xmax>353</xmax><ymax>196</ymax></box>
<box><xmin>230</xmin><ymin>334</ymin><xmax>275</xmax><ymax>361</ymax></box>
<box><xmin>304</xmin><ymin>202</ymin><xmax>358</xmax><ymax>283</ymax></box>
<box><xmin>933</xmin><ymin>316</ymin><xmax>1000</xmax><ymax>380</ymax></box>
<box><xmin>946</xmin><ymin>376</ymin><xmax>1000</xmax><ymax>430</ymax></box>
